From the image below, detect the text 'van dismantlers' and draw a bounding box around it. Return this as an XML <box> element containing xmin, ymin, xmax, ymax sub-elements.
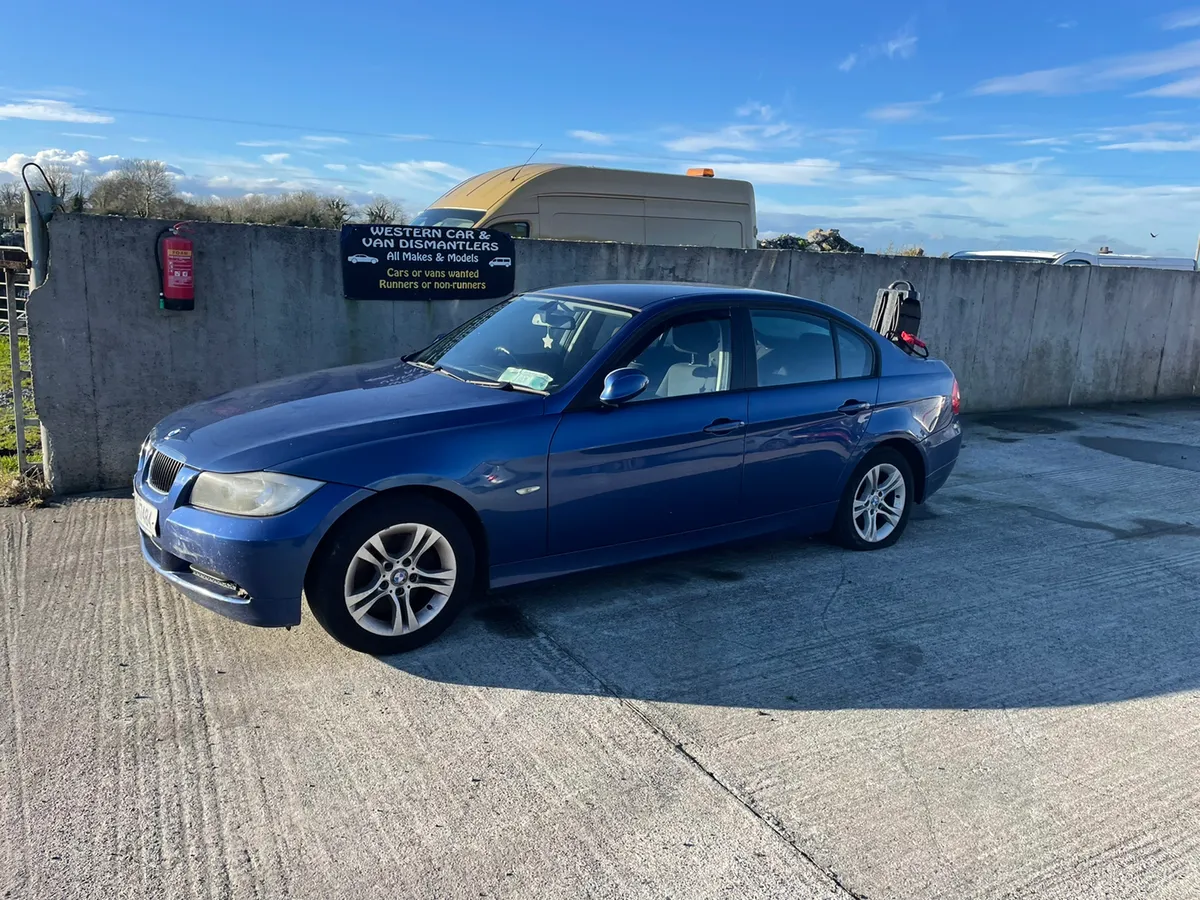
<box><xmin>360</xmin><ymin>237</ymin><xmax>501</xmax><ymax>251</ymax></box>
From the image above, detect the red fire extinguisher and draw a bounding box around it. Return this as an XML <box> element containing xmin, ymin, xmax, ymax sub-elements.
<box><xmin>156</xmin><ymin>222</ymin><xmax>194</xmax><ymax>311</ymax></box>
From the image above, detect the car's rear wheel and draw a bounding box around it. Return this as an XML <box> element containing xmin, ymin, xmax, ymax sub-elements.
<box><xmin>832</xmin><ymin>448</ymin><xmax>914</xmax><ymax>551</ymax></box>
<box><xmin>305</xmin><ymin>495</ymin><xmax>476</xmax><ymax>654</ymax></box>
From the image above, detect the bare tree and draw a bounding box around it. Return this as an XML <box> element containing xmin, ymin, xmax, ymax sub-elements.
<box><xmin>0</xmin><ymin>182</ymin><xmax>22</xmax><ymax>226</ymax></box>
<box><xmin>361</xmin><ymin>196</ymin><xmax>406</xmax><ymax>224</ymax></box>
<box><xmin>324</xmin><ymin>196</ymin><xmax>354</xmax><ymax>227</ymax></box>
<box><xmin>90</xmin><ymin>159</ymin><xmax>176</xmax><ymax>217</ymax></box>
<box><xmin>33</xmin><ymin>162</ymin><xmax>76</xmax><ymax>204</ymax></box>
<box><xmin>125</xmin><ymin>159</ymin><xmax>175</xmax><ymax>217</ymax></box>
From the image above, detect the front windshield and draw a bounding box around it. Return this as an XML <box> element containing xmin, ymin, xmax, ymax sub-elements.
<box><xmin>408</xmin><ymin>208</ymin><xmax>486</xmax><ymax>227</ymax></box>
<box><xmin>410</xmin><ymin>296</ymin><xmax>634</xmax><ymax>393</ymax></box>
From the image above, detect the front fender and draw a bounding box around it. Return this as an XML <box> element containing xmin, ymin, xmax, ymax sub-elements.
<box><xmin>272</xmin><ymin>416</ymin><xmax>559</xmax><ymax>567</ymax></box>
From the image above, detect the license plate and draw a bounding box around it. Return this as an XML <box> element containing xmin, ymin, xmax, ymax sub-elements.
<box><xmin>134</xmin><ymin>492</ymin><xmax>158</xmax><ymax>536</ymax></box>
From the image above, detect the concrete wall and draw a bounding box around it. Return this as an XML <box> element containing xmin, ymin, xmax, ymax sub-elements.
<box><xmin>28</xmin><ymin>215</ymin><xmax>1200</xmax><ymax>493</ymax></box>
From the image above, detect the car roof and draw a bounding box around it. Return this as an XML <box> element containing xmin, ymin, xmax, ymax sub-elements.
<box><xmin>526</xmin><ymin>282</ymin><xmax>826</xmax><ymax>314</ymax></box>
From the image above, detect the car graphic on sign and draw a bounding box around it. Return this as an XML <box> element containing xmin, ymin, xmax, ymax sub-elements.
<box><xmin>347</xmin><ymin>254</ymin><xmax>378</xmax><ymax>264</ymax></box>
<box><xmin>489</xmin><ymin>257</ymin><xmax>512</xmax><ymax>268</ymax></box>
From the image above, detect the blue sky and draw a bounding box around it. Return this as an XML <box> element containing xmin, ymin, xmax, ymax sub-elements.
<box><xmin>5</xmin><ymin>0</ymin><xmax>1200</xmax><ymax>255</ymax></box>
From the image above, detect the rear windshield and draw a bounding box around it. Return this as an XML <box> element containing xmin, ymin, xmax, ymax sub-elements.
<box><xmin>408</xmin><ymin>208</ymin><xmax>486</xmax><ymax>227</ymax></box>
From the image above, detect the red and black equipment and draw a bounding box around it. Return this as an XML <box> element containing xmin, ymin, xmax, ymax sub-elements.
<box><xmin>870</xmin><ymin>280</ymin><xmax>925</xmax><ymax>357</ymax></box>
<box><xmin>155</xmin><ymin>222</ymin><xmax>195</xmax><ymax>311</ymax></box>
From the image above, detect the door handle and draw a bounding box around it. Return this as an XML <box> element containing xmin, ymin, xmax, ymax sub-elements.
<box><xmin>704</xmin><ymin>418</ymin><xmax>745</xmax><ymax>435</ymax></box>
<box><xmin>838</xmin><ymin>400</ymin><xmax>872</xmax><ymax>415</ymax></box>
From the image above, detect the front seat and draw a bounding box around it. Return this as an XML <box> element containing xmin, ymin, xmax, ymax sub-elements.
<box><xmin>656</xmin><ymin>320</ymin><xmax>721</xmax><ymax>398</ymax></box>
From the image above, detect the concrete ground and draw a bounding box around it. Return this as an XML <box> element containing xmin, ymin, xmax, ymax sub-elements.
<box><xmin>3</xmin><ymin>402</ymin><xmax>1200</xmax><ymax>900</ymax></box>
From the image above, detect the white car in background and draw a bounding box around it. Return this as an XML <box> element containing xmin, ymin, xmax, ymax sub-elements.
<box><xmin>950</xmin><ymin>248</ymin><xmax>1197</xmax><ymax>271</ymax></box>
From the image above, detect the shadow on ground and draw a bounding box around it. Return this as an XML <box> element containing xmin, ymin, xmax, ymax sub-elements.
<box><xmin>378</xmin><ymin>509</ymin><xmax>1200</xmax><ymax>712</ymax></box>
<box><xmin>377</xmin><ymin>401</ymin><xmax>1200</xmax><ymax>712</ymax></box>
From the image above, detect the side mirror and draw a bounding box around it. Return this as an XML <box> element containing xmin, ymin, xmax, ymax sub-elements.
<box><xmin>599</xmin><ymin>368</ymin><xmax>650</xmax><ymax>407</ymax></box>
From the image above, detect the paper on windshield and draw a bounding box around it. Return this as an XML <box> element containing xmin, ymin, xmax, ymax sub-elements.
<box><xmin>498</xmin><ymin>367</ymin><xmax>552</xmax><ymax>391</ymax></box>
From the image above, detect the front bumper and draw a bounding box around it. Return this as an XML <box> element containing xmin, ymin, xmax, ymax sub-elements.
<box><xmin>135</xmin><ymin>462</ymin><xmax>372</xmax><ymax>628</ymax></box>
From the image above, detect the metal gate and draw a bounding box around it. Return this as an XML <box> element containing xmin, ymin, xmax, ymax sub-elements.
<box><xmin>1</xmin><ymin>245</ymin><xmax>38</xmax><ymax>475</ymax></box>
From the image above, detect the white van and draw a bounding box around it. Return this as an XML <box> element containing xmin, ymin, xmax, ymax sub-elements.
<box><xmin>950</xmin><ymin>248</ymin><xmax>1198</xmax><ymax>271</ymax></box>
<box><xmin>410</xmin><ymin>164</ymin><xmax>758</xmax><ymax>250</ymax></box>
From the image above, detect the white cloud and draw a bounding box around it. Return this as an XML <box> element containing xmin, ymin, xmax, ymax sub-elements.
<box><xmin>61</xmin><ymin>132</ymin><xmax>106</xmax><ymax>140</ymax></box>
<box><xmin>1163</xmin><ymin>8</ymin><xmax>1200</xmax><ymax>29</ymax></box>
<box><xmin>975</xmin><ymin>39</ymin><xmax>1200</xmax><ymax>95</ymax></box>
<box><xmin>129</xmin><ymin>137</ymin><xmax>152</xmax><ymax>143</ymax></box>
<box><xmin>262</xmin><ymin>153</ymin><xmax>290</xmax><ymax>164</ymax></box>
<box><xmin>1078</xmin><ymin>121</ymin><xmax>1192</xmax><ymax>142</ymax></box>
<box><xmin>1137</xmin><ymin>73</ymin><xmax>1200</xmax><ymax>96</ymax></box>
<box><xmin>549</xmin><ymin>151</ymin><xmax>631</xmax><ymax>163</ymax></box>
<box><xmin>0</xmin><ymin>148</ymin><xmax>124</xmax><ymax>178</ymax></box>
<box><xmin>757</xmin><ymin>158</ymin><xmax>1200</xmax><ymax>256</ymax></box>
<box><xmin>0</xmin><ymin>99</ymin><xmax>113</xmax><ymax>124</ymax></box>
<box><xmin>735</xmin><ymin>101</ymin><xmax>775</xmax><ymax>120</ymax></box>
<box><xmin>1013</xmin><ymin>137</ymin><xmax>1070</xmax><ymax>146</ymax></box>
<box><xmin>325</xmin><ymin>163</ymin><xmax>347</xmax><ymax>171</ymax></box>
<box><xmin>665</xmin><ymin>120</ymin><xmax>801</xmax><ymax>153</ymax></box>
<box><xmin>974</xmin><ymin>66</ymin><xmax>1083</xmax><ymax>95</ymax></box>
<box><xmin>357</xmin><ymin>160</ymin><xmax>472</xmax><ymax>194</ymax></box>
<box><xmin>1099</xmin><ymin>136</ymin><xmax>1200</xmax><ymax>151</ymax></box>
<box><xmin>704</xmin><ymin>158</ymin><xmax>841</xmax><ymax>186</ymax></box>
<box><xmin>885</xmin><ymin>30</ymin><xmax>918</xmax><ymax>59</ymax></box>
<box><xmin>238</xmin><ymin>136</ymin><xmax>351</xmax><ymax>150</ymax></box>
<box><xmin>568</xmin><ymin>129</ymin><xmax>614</xmax><ymax>144</ymax></box>
<box><xmin>939</xmin><ymin>132</ymin><xmax>1021</xmax><ymax>141</ymax></box>
<box><xmin>190</xmin><ymin>174</ymin><xmax>320</xmax><ymax>193</ymax></box>
<box><xmin>867</xmin><ymin>93</ymin><xmax>944</xmax><ymax>123</ymax></box>
<box><xmin>838</xmin><ymin>26</ymin><xmax>917</xmax><ymax>71</ymax></box>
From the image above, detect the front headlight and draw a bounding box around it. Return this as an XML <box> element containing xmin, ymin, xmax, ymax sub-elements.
<box><xmin>189</xmin><ymin>471</ymin><xmax>324</xmax><ymax>517</ymax></box>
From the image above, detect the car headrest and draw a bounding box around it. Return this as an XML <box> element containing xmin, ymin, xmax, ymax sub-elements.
<box><xmin>670</xmin><ymin>320</ymin><xmax>721</xmax><ymax>356</ymax></box>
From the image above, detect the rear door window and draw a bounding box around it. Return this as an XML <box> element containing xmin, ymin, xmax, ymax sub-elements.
<box><xmin>835</xmin><ymin>325</ymin><xmax>875</xmax><ymax>379</ymax></box>
<box><xmin>750</xmin><ymin>311</ymin><xmax>836</xmax><ymax>386</ymax></box>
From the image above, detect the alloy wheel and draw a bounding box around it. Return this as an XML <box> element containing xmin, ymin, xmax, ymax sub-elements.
<box><xmin>343</xmin><ymin>523</ymin><xmax>457</xmax><ymax>636</ymax></box>
<box><xmin>852</xmin><ymin>463</ymin><xmax>907</xmax><ymax>543</ymax></box>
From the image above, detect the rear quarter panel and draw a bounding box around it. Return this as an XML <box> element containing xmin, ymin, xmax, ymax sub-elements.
<box><xmin>858</xmin><ymin>349</ymin><xmax>960</xmax><ymax>500</ymax></box>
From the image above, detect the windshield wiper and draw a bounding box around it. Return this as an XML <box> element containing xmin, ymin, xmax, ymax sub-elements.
<box><xmin>433</xmin><ymin>366</ymin><xmax>469</xmax><ymax>383</ymax></box>
<box><xmin>492</xmin><ymin>381</ymin><xmax>548</xmax><ymax>396</ymax></box>
<box><xmin>410</xmin><ymin>360</ymin><xmax>473</xmax><ymax>383</ymax></box>
<box><xmin>458</xmin><ymin>376</ymin><xmax>548</xmax><ymax>395</ymax></box>
<box><xmin>411</xmin><ymin>360</ymin><xmax>546</xmax><ymax>394</ymax></box>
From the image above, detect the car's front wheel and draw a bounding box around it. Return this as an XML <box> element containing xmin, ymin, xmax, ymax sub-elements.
<box><xmin>305</xmin><ymin>495</ymin><xmax>476</xmax><ymax>654</ymax></box>
<box><xmin>832</xmin><ymin>448</ymin><xmax>915</xmax><ymax>551</ymax></box>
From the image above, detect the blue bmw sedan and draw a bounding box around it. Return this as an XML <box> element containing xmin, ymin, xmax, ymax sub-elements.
<box><xmin>134</xmin><ymin>284</ymin><xmax>961</xmax><ymax>654</ymax></box>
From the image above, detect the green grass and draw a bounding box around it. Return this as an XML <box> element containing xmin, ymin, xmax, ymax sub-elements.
<box><xmin>0</xmin><ymin>334</ymin><xmax>41</xmax><ymax>475</ymax></box>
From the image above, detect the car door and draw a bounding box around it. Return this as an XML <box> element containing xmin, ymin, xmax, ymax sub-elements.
<box><xmin>547</xmin><ymin>308</ymin><xmax>748</xmax><ymax>555</ymax></box>
<box><xmin>740</xmin><ymin>307</ymin><xmax>879</xmax><ymax>522</ymax></box>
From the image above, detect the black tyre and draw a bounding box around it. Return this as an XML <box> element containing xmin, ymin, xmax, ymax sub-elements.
<box><xmin>832</xmin><ymin>447</ymin><xmax>915</xmax><ymax>551</ymax></box>
<box><xmin>305</xmin><ymin>495</ymin><xmax>477</xmax><ymax>654</ymax></box>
